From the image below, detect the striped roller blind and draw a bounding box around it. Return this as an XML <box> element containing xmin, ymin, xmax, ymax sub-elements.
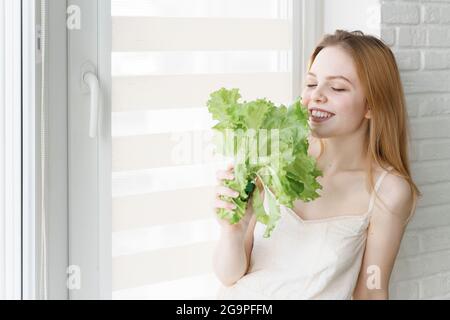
<box><xmin>111</xmin><ymin>0</ymin><xmax>295</xmax><ymax>299</ymax></box>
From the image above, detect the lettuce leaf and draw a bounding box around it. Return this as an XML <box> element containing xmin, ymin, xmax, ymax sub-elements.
<box><xmin>207</xmin><ymin>88</ymin><xmax>323</xmax><ymax>237</ymax></box>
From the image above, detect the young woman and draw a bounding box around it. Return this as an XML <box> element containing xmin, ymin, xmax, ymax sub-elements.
<box><xmin>212</xmin><ymin>30</ymin><xmax>421</xmax><ymax>300</ymax></box>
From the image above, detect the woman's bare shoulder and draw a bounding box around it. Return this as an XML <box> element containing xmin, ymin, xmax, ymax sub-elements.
<box><xmin>374</xmin><ymin>165</ymin><xmax>414</xmax><ymax>222</ymax></box>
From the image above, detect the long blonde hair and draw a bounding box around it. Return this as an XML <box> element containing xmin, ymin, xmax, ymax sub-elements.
<box><xmin>307</xmin><ymin>30</ymin><xmax>421</xmax><ymax>224</ymax></box>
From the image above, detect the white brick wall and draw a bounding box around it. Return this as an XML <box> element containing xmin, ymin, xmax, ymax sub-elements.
<box><xmin>381</xmin><ymin>0</ymin><xmax>450</xmax><ymax>300</ymax></box>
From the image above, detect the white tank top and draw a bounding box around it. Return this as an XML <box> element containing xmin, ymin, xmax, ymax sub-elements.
<box><xmin>216</xmin><ymin>166</ymin><xmax>394</xmax><ymax>300</ymax></box>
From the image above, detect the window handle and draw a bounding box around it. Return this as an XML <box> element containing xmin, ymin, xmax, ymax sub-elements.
<box><xmin>83</xmin><ymin>71</ymin><xmax>100</xmax><ymax>138</ymax></box>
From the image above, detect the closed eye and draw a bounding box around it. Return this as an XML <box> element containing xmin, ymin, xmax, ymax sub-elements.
<box><xmin>307</xmin><ymin>84</ymin><xmax>346</xmax><ymax>92</ymax></box>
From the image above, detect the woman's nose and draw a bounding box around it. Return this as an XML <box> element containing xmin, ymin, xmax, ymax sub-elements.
<box><xmin>311</xmin><ymin>88</ymin><xmax>327</xmax><ymax>103</ymax></box>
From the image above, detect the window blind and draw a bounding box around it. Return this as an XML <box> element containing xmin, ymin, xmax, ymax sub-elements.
<box><xmin>111</xmin><ymin>0</ymin><xmax>294</xmax><ymax>299</ymax></box>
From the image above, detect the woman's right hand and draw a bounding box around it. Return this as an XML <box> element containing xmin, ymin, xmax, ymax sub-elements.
<box><xmin>214</xmin><ymin>163</ymin><xmax>254</xmax><ymax>235</ymax></box>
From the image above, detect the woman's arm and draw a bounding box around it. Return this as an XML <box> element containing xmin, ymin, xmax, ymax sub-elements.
<box><xmin>213</xmin><ymin>214</ymin><xmax>257</xmax><ymax>286</ymax></box>
<box><xmin>213</xmin><ymin>177</ymin><xmax>264</xmax><ymax>287</ymax></box>
<box><xmin>352</xmin><ymin>174</ymin><xmax>414</xmax><ymax>300</ymax></box>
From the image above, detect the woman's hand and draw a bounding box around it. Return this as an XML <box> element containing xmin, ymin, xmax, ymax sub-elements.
<box><xmin>214</xmin><ymin>163</ymin><xmax>254</xmax><ymax>235</ymax></box>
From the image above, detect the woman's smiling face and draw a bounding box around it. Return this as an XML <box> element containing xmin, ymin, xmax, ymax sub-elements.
<box><xmin>301</xmin><ymin>46</ymin><xmax>370</xmax><ymax>139</ymax></box>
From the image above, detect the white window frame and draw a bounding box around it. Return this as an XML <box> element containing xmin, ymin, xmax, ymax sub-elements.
<box><xmin>0</xmin><ymin>0</ymin><xmax>22</xmax><ymax>300</ymax></box>
<box><xmin>294</xmin><ymin>0</ymin><xmax>324</xmax><ymax>97</ymax></box>
<box><xmin>1</xmin><ymin>0</ymin><xmax>41</xmax><ymax>301</ymax></box>
<box><xmin>64</xmin><ymin>0</ymin><xmax>322</xmax><ymax>300</ymax></box>
<box><xmin>35</xmin><ymin>0</ymin><xmax>70</xmax><ymax>299</ymax></box>
<box><xmin>22</xmin><ymin>0</ymin><xmax>37</xmax><ymax>300</ymax></box>
<box><xmin>67</xmin><ymin>0</ymin><xmax>112</xmax><ymax>300</ymax></box>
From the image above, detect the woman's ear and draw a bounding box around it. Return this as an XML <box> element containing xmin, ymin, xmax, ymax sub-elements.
<box><xmin>365</xmin><ymin>106</ymin><xmax>372</xmax><ymax>119</ymax></box>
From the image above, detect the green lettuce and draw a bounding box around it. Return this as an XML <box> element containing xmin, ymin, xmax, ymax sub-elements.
<box><xmin>207</xmin><ymin>88</ymin><xmax>323</xmax><ymax>237</ymax></box>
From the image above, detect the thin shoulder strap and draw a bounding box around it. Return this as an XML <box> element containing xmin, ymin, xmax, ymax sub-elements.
<box><xmin>367</xmin><ymin>165</ymin><xmax>394</xmax><ymax>214</ymax></box>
